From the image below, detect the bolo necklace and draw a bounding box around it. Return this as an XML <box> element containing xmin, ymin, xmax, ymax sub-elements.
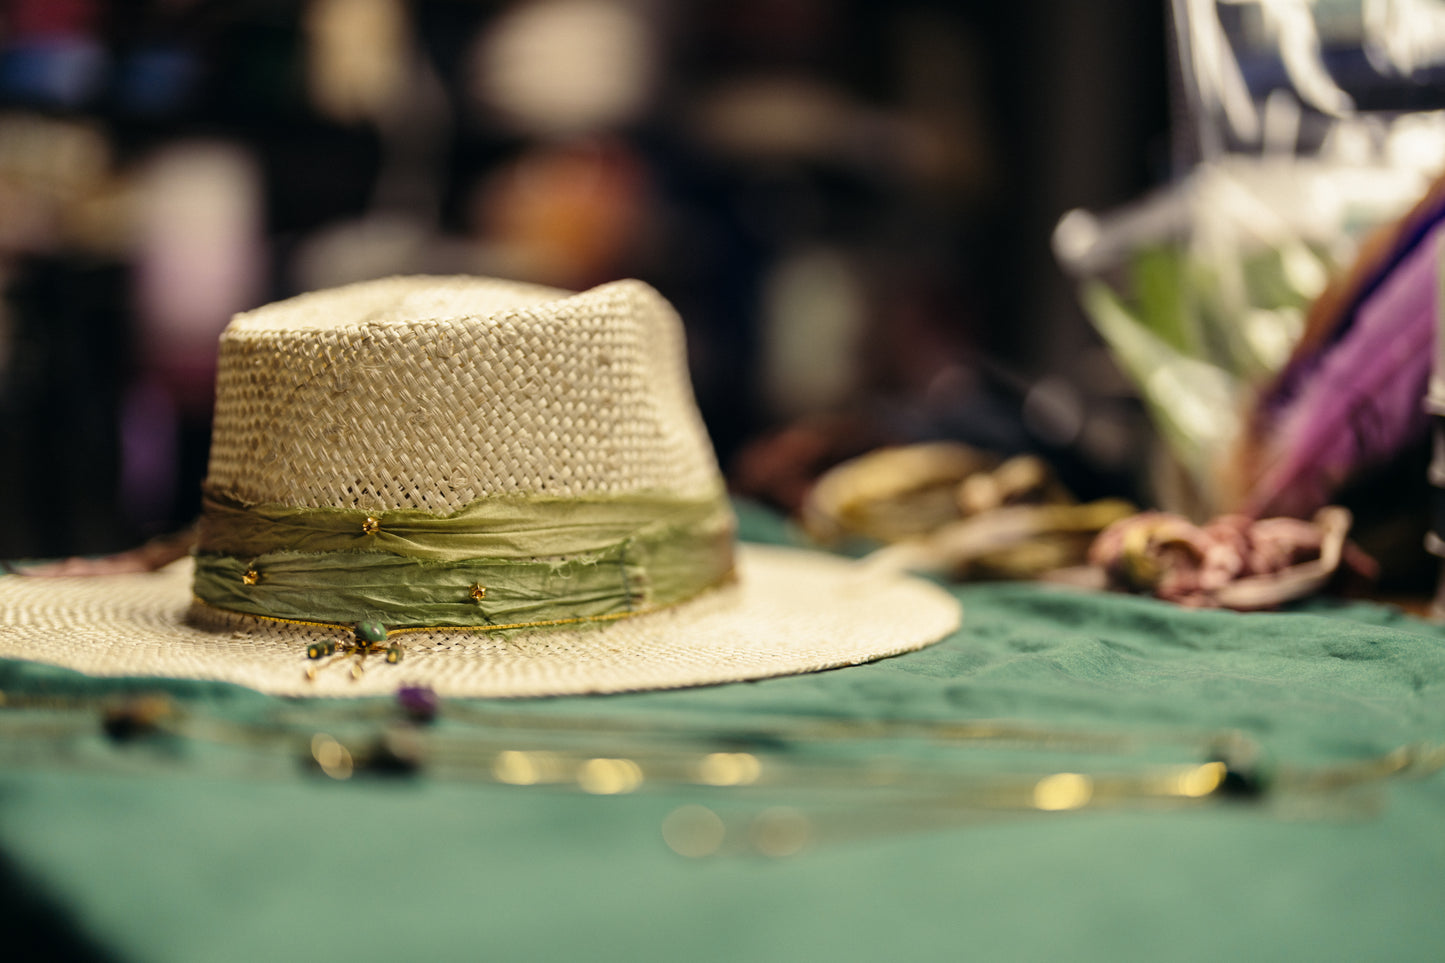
<box><xmin>2</xmin><ymin>686</ymin><xmax>1440</xmax><ymax>859</ymax></box>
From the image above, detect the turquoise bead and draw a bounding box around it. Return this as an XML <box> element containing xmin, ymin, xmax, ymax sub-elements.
<box><xmin>355</xmin><ymin>621</ymin><xmax>388</xmax><ymax>644</ymax></box>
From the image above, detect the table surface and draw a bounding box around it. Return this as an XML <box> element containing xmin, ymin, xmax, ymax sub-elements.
<box><xmin>3</xmin><ymin>507</ymin><xmax>1444</xmax><ymax>963</ymax></box>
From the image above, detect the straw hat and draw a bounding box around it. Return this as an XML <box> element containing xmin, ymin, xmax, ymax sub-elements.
<box><xmin>0</xmin><ymin>276</ymin><xmax>960</xmax><ymax>697</ymax></box>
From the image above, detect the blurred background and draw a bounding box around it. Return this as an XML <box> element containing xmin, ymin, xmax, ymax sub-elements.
<box><xmin>0</xmin><ymin>0</ymin><xmax>1172</xmax><ymax>559</ymax></box>
<box><xmin>3</xmin><ymin>0</ymin><xmax>1439</xmax><ymax>566</ymax></box>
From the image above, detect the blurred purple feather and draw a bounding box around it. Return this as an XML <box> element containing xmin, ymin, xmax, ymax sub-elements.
<box><xmin>1242</xmin><ymin>222</ymin><xmax>1442</xmax><ymax>518</ymax></box>
<box><xmin>1263</xmin><ymin>188</ymin><xmax>1445</xmax><ymax>411</ymax></box>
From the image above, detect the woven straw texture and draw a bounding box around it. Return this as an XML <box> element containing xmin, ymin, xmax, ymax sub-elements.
<box><xmin>206</xmin><ymin>276</ymin><xmax>720</xmax><ymax>512</ymax></box>
<box><xmin>0</xmin><ymin>546</ymin><xmax>960</xmax><ymax>697</ymax></box>
<box><xmin>1</xmin><ymin>275</ymin><xmax>962</xmax><ymax>696</ymax></box>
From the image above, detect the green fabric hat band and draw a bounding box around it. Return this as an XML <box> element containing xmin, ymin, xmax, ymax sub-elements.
<box><xmin>191</xmin><ymin>489</ymin><xmax>737</xmax><ymax>630</ymax></box>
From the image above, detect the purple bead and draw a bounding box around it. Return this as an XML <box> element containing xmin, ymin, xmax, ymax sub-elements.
<box><xmin>396</xmin><ymin>685</ymin><xmax>440</xmax><ymax>723</ymax></box>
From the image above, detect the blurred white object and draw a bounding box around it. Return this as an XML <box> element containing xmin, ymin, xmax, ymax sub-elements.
<box><xmin>760</xmin><ymin>248</ymin><xmax>868</xmax><ymax>419</ymax></box>
<box><xmin>135</xmin><ymin>142</ymin><xmax>264</xmax><ymax>389</ymax></box>
<box><xmin>470</xmin><ymin>0</ymin><xmax>657</xmax><ymax>135</ymax></box>
<box><xmin>305</xmin><ymin>0</ymin><xmax>410</xmax><ymax>124</ymax></box>
<box><xmin>1364</xmin><ymin>0</ymin><xmax>1445</xmax><ymax>75</ymax></box>
<box><xmin>1177</xmin><ymin>0</ymin><xmax>1445</xmax><ymax>159</ymax></box>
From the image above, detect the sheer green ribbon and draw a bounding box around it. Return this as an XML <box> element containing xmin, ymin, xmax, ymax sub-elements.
<box><xmin>192</xmin><ymin>488</ymin><xmax>736</xmax><ymax>629</ymax></box>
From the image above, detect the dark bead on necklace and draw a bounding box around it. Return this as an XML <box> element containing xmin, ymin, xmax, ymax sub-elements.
<box><xmin>362</xmin><ymin>736</ymin><xmax>421</xmax><ymax>777</ymax></box>
<box><xmin>101</xmin><ymin>695</ymin><xmax>171</xmax><ymax>741</ymax></box>
<box><xmin>1206</xmin><ymin>744</ymin><xmax>1271</xmax><ymax>799</ymax></box>
<box><xmin>397</xmin><ymin>685</ymin><xmax>439</xmax><ymax>724</ymax></box>
<box><xmin>1215</xmin><ymin>763</ymin><xmax>1268</xmax><ymax>799</ymax></box>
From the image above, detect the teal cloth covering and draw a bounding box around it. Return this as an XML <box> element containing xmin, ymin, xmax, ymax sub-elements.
<box><xmin>2</xmin><ymin>503</ymin><xmax>1444</xmax><ymax>962</ymax></box>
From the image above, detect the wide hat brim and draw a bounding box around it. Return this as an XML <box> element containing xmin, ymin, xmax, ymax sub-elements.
<box><xmin>0</xmin><ymin>544</ymin><xmax>960</xmax><ymax>697</ymax></box>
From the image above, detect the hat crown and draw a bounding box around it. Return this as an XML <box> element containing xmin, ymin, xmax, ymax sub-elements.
<box><xmin>204</xmin><ymin>276</ymin><xmax>722</xmax><ymax>513</ymax></box>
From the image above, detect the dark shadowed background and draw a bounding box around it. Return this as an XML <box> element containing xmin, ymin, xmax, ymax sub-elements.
<box><xmin>0</xmin><ymin>0</ymin><xmax>1170</xmax><ymax>559</ymax></box>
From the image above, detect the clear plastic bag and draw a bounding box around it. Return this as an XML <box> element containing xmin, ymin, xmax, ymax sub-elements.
<box><xmin>1054</xmin><ymin>0</ymin><xmax>1445</xmax><ymax>515</ymax></box>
